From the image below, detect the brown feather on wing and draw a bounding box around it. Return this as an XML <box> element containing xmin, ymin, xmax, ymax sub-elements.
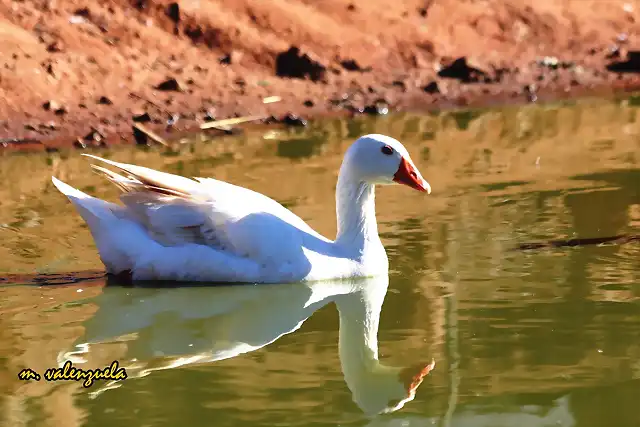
<box><xmin>83</xmin><ymin>154</ymin><xmax>238</xmax><ymax>249</ymax></box>
<box><xmin>82</xmin><ymin>154</ymin><xmax>199</xmax><ymax>199</ymax></box>
<box><xmin>90</xmin><ymin>164</ymin><xmax>188</xmax><ymax>198</ymax></box>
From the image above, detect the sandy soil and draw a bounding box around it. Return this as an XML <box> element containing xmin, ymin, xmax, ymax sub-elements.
<box><xmin>2</xmin><ymin>0</ymin><xmax>640</xmax><ymax>151</ymax></box>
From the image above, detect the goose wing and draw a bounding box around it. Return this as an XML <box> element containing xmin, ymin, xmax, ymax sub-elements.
<box><xmin>83</xmin><ymin>155</ymin><xmax>327</xmax><ymax>264</ymax></box>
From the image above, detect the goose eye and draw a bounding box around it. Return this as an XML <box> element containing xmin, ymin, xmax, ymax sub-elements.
<box><xmin>381</xmin><ymin>145</ymin><xmax>394</xmax><ymax>155</ymax></box>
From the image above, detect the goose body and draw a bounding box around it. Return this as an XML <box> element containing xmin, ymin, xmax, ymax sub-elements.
<box><xmin>52</xmin><ymin>134</ymin><xmax>430</xmax><ymax>283</ymax></box>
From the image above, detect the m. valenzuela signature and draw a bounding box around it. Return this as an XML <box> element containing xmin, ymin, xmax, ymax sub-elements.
<box><xmin>18</xmin><ymin>360</ymin><xmax>128</xmax><ymax>388</ymax></box>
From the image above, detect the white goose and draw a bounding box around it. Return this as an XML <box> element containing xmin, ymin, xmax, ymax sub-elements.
<box><xmin>52</xmin><ymin>134</ymin><xmax>430</xmax><ymax>283</ymax></box>
<box><xmin>61</xmin><ymin>275</ymin><xmax>435</xmax><ymax>415</ymax></box>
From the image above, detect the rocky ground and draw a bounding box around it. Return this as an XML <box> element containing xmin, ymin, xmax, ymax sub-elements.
<box><xmin>2</xmin><ymin>0</ymin><xmax>640</xmax><ymax>152</ymax></box>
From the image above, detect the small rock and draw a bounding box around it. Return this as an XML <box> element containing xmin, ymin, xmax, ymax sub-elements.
<box><xmin>75</xmin><ymin>128</ymin><xmax>107</xmax><ymax>149</ymax></box>
<box><xmin>345</xmin><ymin>105</ymin><xmax>365</xmax><ymax>114</ymax></box>
<box><xmin>202</xmin><ymin>109</ymin><xmax>216</xmax><ymax>121</ymax></box>
<box><xmin>167</xmin><ymin>114</ymin><xmax>179</xmax><ymax>126</ymax></box>
<box><xmin>132</xmin><ymin>112</ymin><xmax>152</xmax><ymax>122</ymax></box>
<box><xmin>275</xmin><ymin>46</ymin><xmax>327</xmax><ymax>82</ymax></box>
<box><xmin>281</xmin><ymin>113</ymin><xmax>307</xmax><ymax>127</ymax></box>
<box><xmin>391</xmin><ymin>80</ymin><xmax>406</xmax><ymax>91</ymax></box>
<box><xmin>69</xmin><ymin>15</ymin><xmax>87</xmax><ymax>25</ymax></box>
<box><xmin>84</xmin><ymin>128</ymin><xmax>105</xmax><ymax>144</ymax></box>
<box><xmin>132</xmin><ymin>126</ymin><xmax>149</xmax><ymax>145</ymax></box>
<box><xmin>74</xmin><ymin>7</ymin><xmax>91</xmax><ymax>18</ymax></box>
<box><xmin>262</xmin><ymin>115</ymin><xmax>277</xmax><ymax>124</ymax></box>
<box><xmin>536</xmin><ymin>56</ymin><xmax>573</xmax><ymax>69</ymax></box>
<box><xmin>46</xmin><ymin>41</ymin><xmax>64</xmax><ymax>53</ymax></box>
<box><xmin>166</xmin><ymin>2</ymin><xmax>180</xmax><ymax>23</ymax></box>
<box><xmin>219</xmin><ymin>51</ymin><xmax>242</xmax><ymax>65</ymax></box>
<box><xmin>340</xmin><ymin>59</ymin><xmax>371</xmax><ymax>72</ymax></box>
<box><xmin>43</xmin><ymin>62</ymin><xmax>55</xmax><ymax>77</ymax></box>
<box><xmin>606</xmin><ymin>45</ymin><xmax>621</xmax><ymax>59</ymax></box>
<box><xmin>154</xmin><ymin>78</ymin><xmax>183</xmax><ymax>92</ymax></box>
<box><xmin>537</xmin><ymin>56</ymin><xmax>559</xmax><ymax>68</ymax></box>
<box><xmin>97</xmin><ymin>96</ymin><xmax>112</xmax><ymax>105</ymax></box>
<box><xmin>493</xmin><ymin>67</ymin><xmax>510</xmax><ymax>82</ymax></box>
<box><xmin>42</xmin><ymin>100</ymin><xmax>60</xmax><ymax>111</ymax></box>
<box><xmin>134</xmin><ymin>0</ymin><xmax>147</xmax><ymax>10</ymax></box>
<box><xmin>184</xmin><ymin>25</ymin><xmax>204</xmax><ymax>44</ymax></box>
<box><xmin>607</xmin><ymin>50</ymin><xmax>640</xmax><ymax>72</ymax></box>
<box><xmin>328</xmin><ymin>93</ymin><xmax>352</xmax><ymax>107</ymax></box>
<box><xmin>437</xmin><ymin>57</ymin><xmax>487</xmax><ymax>83</ymax></box>
<box><xmin>95</xmin><ymin>18</ymin><xmax>109</xmax><ymax>33</ymax></box>
<box><xmin>41</xmin><ymin>121</ymin><xmax>57</xmax><ymax>130</ymax></box>
<box><xmin>363</xmin><ymin>99</ymin><xmax>389</xmax><ymax>116</ymax></box>
<box><xmin>422</xmin><ymin>81</ymin><xmax>440</xmax><ymax>94</ymax></box>
<box><xmin>524</xmin><ymin>84</ymin><xmax>537</xmax><ymax>103</ymax></box>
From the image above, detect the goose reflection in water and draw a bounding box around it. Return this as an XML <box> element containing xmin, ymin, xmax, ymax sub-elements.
<box><xmin>58</xmin><ymin>274</ymin><xmax>435</xmax><ymax>416</ymax></box>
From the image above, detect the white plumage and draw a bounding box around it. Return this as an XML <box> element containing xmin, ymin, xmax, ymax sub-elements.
<box><xmin>52</xmin><ymin>134</ymin><xmax>430</xmax><ymax>283</ymax></box>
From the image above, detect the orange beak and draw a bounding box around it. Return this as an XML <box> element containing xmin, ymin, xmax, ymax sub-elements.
<box><xmin>393</xmin><ymin>157</ymin><xmax>431</xmax><ymax>193</ymax></box>
<box><xmin>400</xmin><ymin>359</ymin><xmax>436</xmax><ymax>396</ymax></box>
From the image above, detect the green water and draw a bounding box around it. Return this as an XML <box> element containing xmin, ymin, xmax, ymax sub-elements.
<box><xmin>0</xmin><ymin>97</ymin><xmax>638</xmax><ymax>426</ymax></box>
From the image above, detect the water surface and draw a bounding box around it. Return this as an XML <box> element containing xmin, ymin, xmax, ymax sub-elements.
<box><xmin>0</xmin><ymin>97</ymin><xmax>638</xmax><ymax>427</ymax></box>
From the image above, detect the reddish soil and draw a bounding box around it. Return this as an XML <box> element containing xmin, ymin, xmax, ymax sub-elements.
<box><xmin>2</xmin><ymin>0</ymin><xmax>640</xmax><ymax>152</ymax></box>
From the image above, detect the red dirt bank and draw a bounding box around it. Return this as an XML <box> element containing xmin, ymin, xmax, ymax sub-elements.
<box><xmin>2</xmin><ymin>0</ymin><xmax>640</xmax><ymax>151</ymax></box>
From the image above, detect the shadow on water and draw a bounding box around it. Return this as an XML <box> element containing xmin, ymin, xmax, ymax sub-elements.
<box><xmin>515</xmin><ymin>234</ymin><xmax>639</xmax><ymax>250</ymax></box>
<box><xmin>0</xmin><ymin>96</ymin><xmax>639</xmax><ymax>426</ymax></box>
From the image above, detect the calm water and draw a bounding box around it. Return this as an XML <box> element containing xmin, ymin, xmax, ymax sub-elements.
<box><xmin>0</xmin><ymin>97</ymin><xmax>639</xmax><ymax>427</ymax></box>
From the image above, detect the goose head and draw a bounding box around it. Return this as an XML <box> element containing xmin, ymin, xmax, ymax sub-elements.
<box><xmin>342</xmin><ymin>134</ymin><xmax>431</xmax><ymax>193</ymax></box>
<box><xmin>334</xmin><ymin>277</ymin><xmax>436</xmax><ymax>416</ymax></box>
<box><xmin>347</xmin><ymin>360</ymin><xmax>436</xmax><ymax>415</ymax></box>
